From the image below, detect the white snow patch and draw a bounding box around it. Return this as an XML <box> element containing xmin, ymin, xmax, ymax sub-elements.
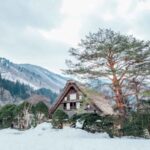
<box><xmin>0</xmin><ymin>122</ymin><xmax>150</xmax><ymax>150</ymax></box>
<box><xmin>75</xmin><ymin>119</ymin><xmax>84</xmax><ymax>128</ymax></box>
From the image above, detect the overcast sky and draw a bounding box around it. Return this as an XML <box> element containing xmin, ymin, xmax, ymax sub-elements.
<box><xmin>0</xmin><ymin>0</ymin><xmax>150</xmax><ymax>74</ymax></box>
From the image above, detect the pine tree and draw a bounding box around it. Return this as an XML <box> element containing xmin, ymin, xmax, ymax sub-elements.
<box><xmin>65</xmin><ymin>29</ymin><xmax>150</xmax><ymax>115</ymax></box>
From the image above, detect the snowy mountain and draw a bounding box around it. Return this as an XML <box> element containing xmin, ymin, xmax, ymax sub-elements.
<box><xmin>0</xmin><ymin>58</ymin><xmax>67</xmax><ymax>93</ymax></box>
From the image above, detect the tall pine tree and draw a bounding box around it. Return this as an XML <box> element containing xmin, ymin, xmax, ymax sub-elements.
<box><xmin>65</xmin><ymin>29</ymin><xmax>150</xmax><ymax>115</ymax></box>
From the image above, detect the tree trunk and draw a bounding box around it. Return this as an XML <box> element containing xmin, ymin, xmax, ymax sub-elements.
<box><xmin>107</xmin><ymin>50</ymin><xmax>126</xmax><ymax>115</ymax></box>
<box><xmin>112</xmin><ymin>75</ymin><xmax>126</xmax><ymax>115</ymax></box>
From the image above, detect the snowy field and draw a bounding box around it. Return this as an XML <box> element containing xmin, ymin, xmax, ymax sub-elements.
<box><xmin>0</xmin><ymin>123</ymin><xmax>150</xmax><ymax>150</ymax></box>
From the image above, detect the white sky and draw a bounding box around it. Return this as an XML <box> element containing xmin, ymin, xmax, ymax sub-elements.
<box><xmin>0</xmin><ymin>0</ymin><xmax>150</xmax><ymax>74</ymax></box>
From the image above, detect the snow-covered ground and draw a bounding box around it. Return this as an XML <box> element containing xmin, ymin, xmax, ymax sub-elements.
<box><xmin>0</xmin><ymin>123</ymin><xmax>149</xmax><ymax>150</ymax></box>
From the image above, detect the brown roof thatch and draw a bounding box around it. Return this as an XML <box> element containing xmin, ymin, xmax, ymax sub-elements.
<box><xmin>50</xmin><ymin>80</ymin><xmax>114</xmax><ymax>115</ymax></box>
<box><xmin>26</xmin><ymin>94</ymin><xmax>51</xmax><ymax>108</ymax></box>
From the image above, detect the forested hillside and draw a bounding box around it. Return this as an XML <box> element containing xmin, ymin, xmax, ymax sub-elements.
<box><xmin>0</xmin><ymin>58</ymin><xmax>66</xmax><ymax>93</ymax></box>
<box><xmin>0</xmin><ymin>75</ymin><xmax>58</xmax><ymax>105</ymax></box>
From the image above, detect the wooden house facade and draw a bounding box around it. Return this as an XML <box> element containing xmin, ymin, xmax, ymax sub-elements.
<box><xmin>50</xmin><ymin>80</ymin><xmax>114</xmax><ymax>117</ymax></box>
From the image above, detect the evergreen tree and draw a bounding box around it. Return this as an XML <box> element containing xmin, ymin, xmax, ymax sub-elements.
<box><xmin>35</xmin><ymin>88</ymin><xmax>57</xmax><ymax>103</ymax></box>
<box><xmin>32</xmin><ymin>102</ymin><xmax>49</xmax><ymax>124</ymax></box>
<box><xmin>65</xmin><ymin>29</ymin><xmax>150</xmax><ymax>115</ymax></box>
<box><xmin>0</xmin><ymin>104</ymin><xmax>17</xmax><ymax>128</ymax></box>
<box><xmin>0</xmin><ymin>77</ymin><xmax>31</xmax><ymax>100</ymax></box>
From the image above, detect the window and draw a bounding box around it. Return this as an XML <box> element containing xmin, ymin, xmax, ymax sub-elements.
<box><xmin>70</xmin><ymin>93</ymin><xmax>76</xmax><ymax>100</ymax></box>
<box><xmin>63</xmin><ymin>103</ymin><xmax>66</xmax><ymax>110</ymax></box>
<box><xmin>70</xmin><ymin>102</ymin><xmax>76</xmax><ymax>109</ymax></box>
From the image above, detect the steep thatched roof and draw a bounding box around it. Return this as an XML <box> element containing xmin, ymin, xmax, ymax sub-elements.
<box><xmin>75</xmin><ymin>81</ymin><xmax>114</xmax><ymax>115</ymax></box>
<box><xmin>50</xmin><ymin>80</ymin><xmax>114</xmax><ymax>115</ymax></box>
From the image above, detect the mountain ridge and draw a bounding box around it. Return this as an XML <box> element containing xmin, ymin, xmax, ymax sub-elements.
<box><xmin>0</xmin><ymin>57</ymin><xmax>67</xmax><ymax>93</ymax></box>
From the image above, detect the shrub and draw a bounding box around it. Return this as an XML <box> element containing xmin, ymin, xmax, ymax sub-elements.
<box><xmin>14</xmin><ymin>102</ymin><xmax>32</xmax><ymax>117</ymax></box>
<box><xmin>0</xmin><ymin>101</ymin><xmax>50</xmax><ymax>129</ymax></box>
<box><xmin>122</xmin><ymin>112</ymin><xmax>150</xmax><ymax>138</ymax></box>
<box><xmin>13</xmin><ymin>102</ymin><xmax>33</xmax><ymax>129</ymax></box>
<box><xmin>32</xmin><ymin>102</ymin><xmax>49</xmax><ymax>124</ymax></box>
<box><xmin>71</xmin><ymin>113</ymin><xmax>114</xmax><ymax>137</ymax></box>
<box><xmin>52</xmin><ymin>109</ymin><xmax>68</xmax><ymax>129</ymax></box>
<box><xmin>0</xmin><ymin>104</ymin><xmax>17</xmax><ymax>128</ymax></box>
<box><xmin>0</xmin><ymin>102</ymin><xmax>49</xmax><ymax>129</ymax></box>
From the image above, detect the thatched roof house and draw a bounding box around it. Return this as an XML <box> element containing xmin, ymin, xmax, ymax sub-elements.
<box><xmin>50</xmin><ymin>80</ymin><xmax>114</xmax><ymax>117</ymax></box>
